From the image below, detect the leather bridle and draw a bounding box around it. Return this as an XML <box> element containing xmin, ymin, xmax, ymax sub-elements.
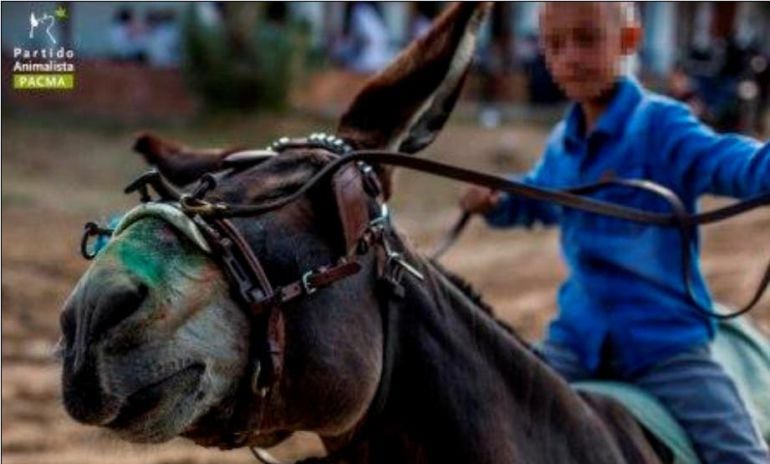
<box><xmin>81</xmin><ymin>134</ymin><xmax>416</xmax><ymax>459</ymax></box>
<box><xmin>80</xmin><ymin>133</ymin><xmax>770</xmax><ymax>462</ymax></box>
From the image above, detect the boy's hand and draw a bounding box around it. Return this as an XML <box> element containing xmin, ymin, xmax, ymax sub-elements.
<box><xmin>459</xmin><ymin>186</ymin><xmax>502</xmax><ymax>214</ymax></box>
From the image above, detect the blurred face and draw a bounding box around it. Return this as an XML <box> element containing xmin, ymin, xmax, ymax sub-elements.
<box><xmin>540</xmin><ymin>3</ymin><xmax>639</xmax><ymax>102</ymax></box>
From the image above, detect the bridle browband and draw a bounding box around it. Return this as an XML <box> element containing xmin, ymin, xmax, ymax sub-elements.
<box><xmin>80</xmin><ymin>133</ymin><xmax>770</xmax><ymax>462</ymax></box>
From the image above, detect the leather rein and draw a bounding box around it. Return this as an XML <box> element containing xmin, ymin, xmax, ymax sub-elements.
<box><xmin>80</xmin><ymin>135</ymin><xmax>770</xmax><ymax>462</ymax></box>
<box><xmin>170</xmin><ymin>148</ymin><xmax>770</xmax><ymax>320</ymax></box>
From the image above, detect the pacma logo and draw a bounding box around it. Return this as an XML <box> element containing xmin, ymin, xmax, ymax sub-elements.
<box><xmin>28</xmin><ymin>5</ymin><xmax>68</xmax><ymax>45</ymax></box>
<box><xmin>13</xmin><ymin>5</ymin><xmax>75</xmax><ymax>90</ymax></box>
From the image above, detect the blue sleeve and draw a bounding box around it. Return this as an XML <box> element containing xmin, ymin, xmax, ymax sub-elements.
<box><xmin>483</xmin><ymin>154</ymin><xmax>560</xmax><ymax>229</ymax></box>
<box><xmin>659</xmin><ymin>102</ymin><xmax>770</xmax><ymax>198</ymax></box>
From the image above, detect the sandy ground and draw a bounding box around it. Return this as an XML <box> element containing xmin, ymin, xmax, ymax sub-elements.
<box><xmin>3</xmin><ymin>111</ymin><xmax>769</xmax><ymax>463</ymax></box>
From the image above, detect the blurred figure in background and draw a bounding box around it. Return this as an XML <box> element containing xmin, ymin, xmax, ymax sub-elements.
<box><xmin>145</xmin><ymin>10</ymin><xmax>180</xmax><ymax>68</ymax></box>
<box><xmin>332</xmin><ymin>2</ymin><xmax>392</xmax><ymax>74</ymax></box>
<box><xmin>476</xmin><ymin>3</ymin><xmax>513</xmax><ymax>128</ymax></box>
<box><xmin>739</xmin><ymin>46</ymin><xmax>770</xmax><ymax>135</ymax></box>
<box><xmin>109</xmin><ymin>8</ymin><xmax>146</xmax><ymax>62</ymax></box>
<box><xmin>521</xmin><ymin>32</ymin><xmax>565</xmax><ymax>105</ymax></box>
<box><xmin>687</xmin><ymin>35</ymin><xmax>746</xmax><ymax>131</ymax></box>
<box><xmin>751</xmin><ymin>51</ymin><xmax>770</xmax><ymax>134</ymax></box>
<box><xmin>667</xmin><ymin>62</ymin><xmax>707</xmax><ymax>120</ymax></box>
<box><xmin>410</xmin><ymin>2</ymin><xmax>440</xmax><ymax>40</ymax></box>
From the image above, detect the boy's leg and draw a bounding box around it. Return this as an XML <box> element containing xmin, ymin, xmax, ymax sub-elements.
<box><xmin>535</xmin><ymin>339</ymin><xmax>592</xmax><ymax>383</ymax></box>
<box><xmin>631</xmin><ymin>344</ymin><xmax>769</xmax><ymax>464</ymax></box>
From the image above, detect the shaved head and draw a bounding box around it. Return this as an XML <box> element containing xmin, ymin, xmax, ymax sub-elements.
<box><xmin>542</xmin><ymin>2</ymin><xmax>637</xmax><ymax>28</ymax></box>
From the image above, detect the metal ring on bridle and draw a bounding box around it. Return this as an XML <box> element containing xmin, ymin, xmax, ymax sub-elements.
<box><xmin>80</xmin><ymin>221</ymin><xmax>114</xmax><ymax>260</ymax></box>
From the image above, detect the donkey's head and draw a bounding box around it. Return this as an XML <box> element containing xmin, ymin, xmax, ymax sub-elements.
<box><xmin>60</xmin><ymin>2</ymin><xmax>489</xmax><ymax>448</ymax></box>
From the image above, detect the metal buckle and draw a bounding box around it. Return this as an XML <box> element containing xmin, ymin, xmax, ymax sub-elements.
<box><xmin>179</xmin><ymin>194</ymin><xmax>227</xmax><ymax>216</ymax></box>
<box><xmin>381</xmin><ymin>228</ymin><xmax>424</xmax><ymax>281</ymax></box>
<box><xmin>369</xmin><ymin>203</ymin><xmax>389</xmax><ymax>228</ymax></box>
<box><xmin>301</xmin><ymin>270</ymin><xmax>317</xmax><ymax>295</ymax></box>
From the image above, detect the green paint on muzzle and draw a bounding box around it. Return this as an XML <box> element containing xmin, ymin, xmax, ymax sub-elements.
<box><xmin>105</xmin><ymin>218</ymin><xmax>209</xmax><ymax>288</ymax></box>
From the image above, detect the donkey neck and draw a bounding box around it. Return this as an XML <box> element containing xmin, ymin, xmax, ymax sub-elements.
<box><xmin>355</xmin><ymin>256</ymin><xmax>629</xmax><ymax>464</ymax></box>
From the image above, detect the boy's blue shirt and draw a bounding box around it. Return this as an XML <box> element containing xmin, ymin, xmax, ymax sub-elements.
<box><xmin>486</xmin><ymin>76</ymin><xmax>770</xmax><ymax>376</ymax></box>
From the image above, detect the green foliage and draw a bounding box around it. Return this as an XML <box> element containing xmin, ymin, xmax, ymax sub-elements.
<box><xmin>181</xmin><ymin>5</ymin><xmax>306</xmax><ymax>112</ymax></box>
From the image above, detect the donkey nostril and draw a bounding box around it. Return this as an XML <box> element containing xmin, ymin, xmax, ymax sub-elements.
<box><xmin>90</xmin><ymin>281</ymin><xmax>148</xmax><ymax>339</ymax></box>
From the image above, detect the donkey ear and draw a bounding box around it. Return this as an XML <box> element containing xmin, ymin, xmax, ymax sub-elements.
<box><xmin>337</xmin><ymin>2</ymin><xmax>490</xmax><ymax>155</ymax></box>
<box><xmin>133</xmin><ymin>132</ymin><xmax>239</xmax><ymax>186</ymax></box>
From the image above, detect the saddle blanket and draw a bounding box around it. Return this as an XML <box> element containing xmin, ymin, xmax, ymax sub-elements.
<box><xmin>574</xmin><ymin>316</ymin><xmax>770</xmax><ymax>464</ymax></box>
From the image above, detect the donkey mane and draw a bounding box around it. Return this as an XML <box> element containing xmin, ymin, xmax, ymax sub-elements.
<box><xmin>426</xmin><ymin>257</ymin><xmax>528</xmax><ymax>347</ymax></box>
<box><xmin>427</xmin><ymin>258</ymin><xmax>494</xmax><ymax>314</ymax></box>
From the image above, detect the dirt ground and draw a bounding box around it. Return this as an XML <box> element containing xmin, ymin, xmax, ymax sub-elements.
<box><xmin>3</xmin><ymin>110</ymin><xmax>769</xmax><ymax>463</ymax></box>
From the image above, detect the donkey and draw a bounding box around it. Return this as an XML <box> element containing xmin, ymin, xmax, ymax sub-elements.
<box><xmin>60</xmin><ymin>3</ymin><xmax>669</xmax><ymax>463</ymax></box>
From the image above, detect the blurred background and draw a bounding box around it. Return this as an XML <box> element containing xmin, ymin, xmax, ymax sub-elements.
<box><xmin>3</xmin><ymin>2</ymin><xmax>770</xmax><ymax>463</ymax></box>
<box><xmin>3</xmin><ymin>2</ymin><xmax>770</xmax><ymax>129</ymax></box>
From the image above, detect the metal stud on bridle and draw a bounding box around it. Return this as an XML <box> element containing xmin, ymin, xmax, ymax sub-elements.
<box><xmin>268</xmin><ymin>132</ymin><xmax>353</xmax><ymax>156</ymax></box>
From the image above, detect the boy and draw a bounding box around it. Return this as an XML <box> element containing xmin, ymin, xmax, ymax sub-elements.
<box><xmin>461</xmin><ymin>3</ymin><xmax>770</xmax><ymax>463</ymax></box>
